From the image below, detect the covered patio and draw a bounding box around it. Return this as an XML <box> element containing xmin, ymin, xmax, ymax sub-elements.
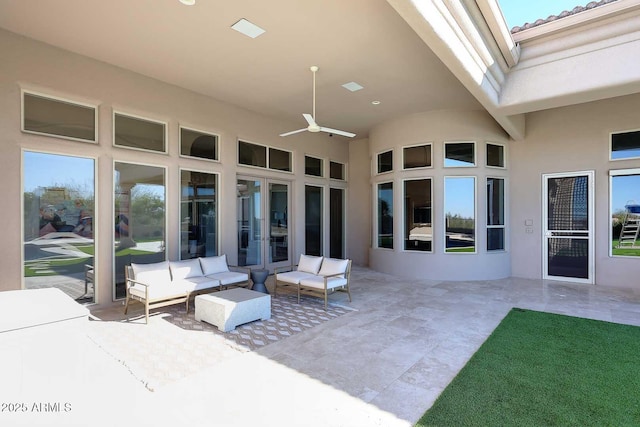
<box><xmin>5</xmin><ymin>267</ymin><xmax>640</xmax><ymax>426</ymax></box>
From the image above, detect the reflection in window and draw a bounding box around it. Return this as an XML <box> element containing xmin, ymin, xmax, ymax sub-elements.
<box><xmin>181</xmin><ymin>170</ymin><xmax>217</xmax><ymax>260</ymax></box>
<box><xmin>487</xmin><ymin>178</ymin><xmax>505</xmax><ymax>251</ymax></box>
<box><xmin>611</xmin><ymin>130</ymin><xmax>640</xmax><ymax>160</ymax></box>
<box><xmin>238</xmin><ymin>141</ymin><xmax>267</xmax><ymax>168</ymax></box>
<box><xmin>270</xmin><ymin>183</ymin><xmax>289</xmax><ymax>263</ymax></box>
<box><xmin>445</xmin><ymin>142</ymin><xmax>475</xmax><ymax>167</ymax></box>
<box><xmin>330</xmin><ymin>161</ymin><xmax>345</xmax><ymax>180</ymax></box>
<box><xmin>403</xmin><ymin>144</ymin><xmax>432</xmax><ymax>169</ymax></box>
<box><xmin>486</xmin><ymin>143</ymin><xmax>505</xmax><ymax>168</ymax></box>
<box><xmin>269</xmin><ymin>147</ymin><xmax>292</xmax><ymax>172</ymax></box>
<box><xmin>445</xmin><ymin>177</ymin><xmax>475</xmax><ymax>253</ymax></box>
<box><xmin>237</xmin><ymin>179</ymin><xmax>262</xmax><ymax>267</ymax></box>
<box><xmin>22</xmin><ymin>92</ymin><xmax>96</xmax><ymax>142</ymax></box>
<box><xmin>404</xmin><ymin>179</ymin><xmax>432</xmax><ymax>252</ymax></box>
<box><xmin>114</xmin><ymin>113</ymin><xmax>166</xmax><ymax>152</ymax></box>
<box><xmin>305</xmin><ymin>185</ymin><xmax>323</xmax><ymax>256</ymax></box>
<box><xmin>305</xmin><ymin>156</ymin><xmax>323</xmax><ymax>177</ymax></box>
<box><xmin>377</xmin><ymin>150</ymin><xmax>393</xmax><ymax>174</ymax></box>
<box><xmin>377</xmin><ymin>182</ymin><xmax>393</xmax><ymax>249</ymax></box>
<box><xmin>610</xmin><ymin>171</ymin><xmax>640</xmax><ymax>256</ymax></box>
<box><xmin>114</xmin><ymin>162</ymin><xmax>166</xmax><ymax>299</ymax></box>
<box><xmin>23</xmin><ymin>151</ymin><xmax>96</xmax><ymax>303</ymax></box>
<box><xmin>180</xmin><ymin>127</ymin><xmax>218</xmax><ymax>161</ymax></box>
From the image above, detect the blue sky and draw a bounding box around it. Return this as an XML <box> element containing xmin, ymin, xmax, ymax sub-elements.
<box><xmin>498</xmin><ymin>1</ymin><xmax>592</xmax><ymax>28</ymax></box>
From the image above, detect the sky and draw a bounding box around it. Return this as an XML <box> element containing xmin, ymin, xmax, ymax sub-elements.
<box><xmin>498</xmin><ymin>0</ymin><xmax>594</xmax><ymax>28</ymax></box>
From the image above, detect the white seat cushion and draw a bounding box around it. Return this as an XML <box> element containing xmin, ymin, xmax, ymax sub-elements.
<box><xmin>199</xmin><ymin>255</ymin><xmax>230</xmax><ymax>275</ymax></box>
<box><xmin>174</xmin><ymin>277</ymin><xmax>219</xmax><ymax>293</ymax></box>
<box><xmin>318</xmin><ymin>258</ymin><xmax>349</xmax><ymax>278</ymax></box>
<box><xmin>206</xmin><ymin>271</ymin><xmax>249</xmax><ymax>286</ymax></box>
<box><xmin>131</xmin><ymin>261</ymin><xmax>171</xmax><ymax>284</ymax></box>
<box><xmin>276</xmin><ymin>271</ymin><xmax>316</xmax><ymax>285</ymax></box>
<box><xmin>297</xmin><ymin>254</ymin><xmax>323</xmax><ymax>274</ymax></box>
<box><xmin>170</xmin><ymin>259</ymin><xmax>203</xmax><ymax>280</ymax></box>
<box><xmin>129</xmin><ymin>281</ymin><xmax>186</xmax><ymax>301</ymax></box>
<box><xmin>299</xmin><ymin>275</ymin><xmax>348</xmax><ymax>290</ymax></box>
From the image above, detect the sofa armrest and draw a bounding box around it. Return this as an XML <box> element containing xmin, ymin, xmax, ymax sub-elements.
<box><xmin>228</xmin><ymin>265</ymin><xmax>251</xmax><ymax>275</ymax></box>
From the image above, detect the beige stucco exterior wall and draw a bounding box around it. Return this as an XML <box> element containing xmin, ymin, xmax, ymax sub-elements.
<box><xmin>347</xmin><ymin>138</ymin><xmax>371</xmax><ymax>267</ymax></box>
<box><xmin>0</xmin><ymin>29</ymin><xmax>350</xmax><ymax>307</ymax></box>
<box><xmin>510</xmin><ymin>93</ymin><xmax>640</xmax><ymax>289</ymax></box>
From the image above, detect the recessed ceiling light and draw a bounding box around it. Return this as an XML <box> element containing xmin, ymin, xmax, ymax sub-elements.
<box><xmin>372</xmin><ymin>100</ymin><xmax>381</xmax><ymax>105</ymax></box>
<box><xmin>342</xmin><ymin>82</ymin><xmax>364</xmax><ymax>92</ymax></box>
<box><xmin>179</xmin><ymin>0</ymin><xmax>195</xmax><ymax>5</ymax></box>
<box><xmin>231</xmin><ymin>19</ymin><xmax>266</xmax><ymax>39</ymax></box>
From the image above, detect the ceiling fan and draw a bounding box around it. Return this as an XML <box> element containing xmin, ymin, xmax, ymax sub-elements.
<box><xmin>280</xmin><ymin>66</ymin><xmax>356</xmax><ymax>138</ymax></box>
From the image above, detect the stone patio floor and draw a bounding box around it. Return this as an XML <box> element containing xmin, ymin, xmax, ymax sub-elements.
<box><xmin>5</xmin><ymin>266</ymin><xmax>640</xmax><ymax>427</ymax></box>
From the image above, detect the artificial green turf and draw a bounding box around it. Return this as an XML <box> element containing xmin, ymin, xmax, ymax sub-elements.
<box><xmin>416</xmin><ymin>308</ymin><xmax>640</xmax><ymax>426</ymax></box>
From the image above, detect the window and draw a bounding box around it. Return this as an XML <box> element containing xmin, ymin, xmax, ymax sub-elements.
<box><xmin>180</xmin><ymin>127</ymin><xmax>218</xmax><ymax>161</ymax></box>
<box><xmin>377</xmin><ymin>150</ymin><xmax>393</xmax><ymax>174</ymax></box>
<box><xmin>330</xmin><ymin>161</ymin><xmax>345</xmax><ymax>180</ymax></box>
<box><xmin>444</xmin><ymin>142</ymin><xmax>475</xmax><ymax>167</ymax></box>
<box><xmin>403</xmin><ymin>144</ymin><xmax>432</xmax><ymax>169</ymax></box>
<box><xmin>445</xmin><ymin>177</ymin><xmax>475</xmax><ymax>253</ymax></box>
<box><xmin>114</xmin><ymin>112</ymin><xmax>166</xmax><ymax>153</ymax></box>
<box><xmin>238</xmin><ymin>141</ymin><xmax>267</xmax><ymax>168</ymax></box>
<box><xmin>487</xmin><ymin>178</ymin><xmax>505</xmax><ymax>251</ymax></box>
<box><xmin>22</xmin><ymin>91</ymin><xmax>96</xmax><ymax>142</ymax></box>
<box><xmin>305</xmin><ymin>156</ymin><xmax>323</xmax><ymax>177</ymax></box>
<box><xmin>377</xmin><ymin>182</ymin><xmax>393</xmax><ymax>249</ymax></box>
<box><xmin>610</xmin><ymin>169</ymin><xmax>640</xmax><ymax>256</ymax></box>
<box><xmin>330</xmin><ymin>188</ymin><xmax>345</xmax><ymax>259</ymax></box>
<box><xmin>305</xmin><ymin>185</ymin><xmax>323</xmax><ymax>256</ymax></box>
<box><xmin>114</xmin><ymin>162</ymin><xmax>166</xmax><ymax>299</ymax></box>
<box><xmin>269</xmin><ymin>147</ymin><xmax>292</xmax><ymax>172</ymax></box>
<box><xmin>404</xmin><ymin>179</ymin><xmax>432</xmax><ymax>252</ymax></box>
<box><xmin>611</xmin><ymin>130</ymin><xmax>640</xmax><ymax>160</ymax></box>
<box><xmin>180</xmin><ymin>170</ymin><xmax>217</xmax><ymax>259</ymax></box>
<box><xmin>23</xmin><ymin>152</ymin><xmax>96</xmax><ymax>304</ymax></box>
<box><xmin>486</xmin><ymin>143</ymin><xmax>505</xmax><ymax>168</ymax></box>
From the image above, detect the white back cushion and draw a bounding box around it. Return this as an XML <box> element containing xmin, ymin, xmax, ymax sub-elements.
<box><xmin>199</xmin><ymin>255</ymin><xmax>229</xmax><ymax>275</ymax></box>
<box><xmin>297</xmin><ymin>254</ymin><xmax>323</xmax><ymax>274</ymax></box>
<box><xmin>169</xmin><ymin>259</ymin><xmax>203</xmax><ymax>280</ymax></box>
<box><xmin>131</xmin><ymin>261</ymin><xmax>171</xmax><ymax>284</ymax></box>
<box><xmin>318</xmin><ymin>258</ymin><xmax>349</xmax><ymax>278</ymax></box>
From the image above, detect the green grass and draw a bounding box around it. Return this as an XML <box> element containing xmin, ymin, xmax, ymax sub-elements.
<box><xmin>611</xmin><ymin>240</ymin><xmax>640</xmax><ymax>256</ymax></box>
<box><xmin>416</xmin><ymin>308</ymin><xmax>640</xmax><ymax>426</ymax></box>
<box><xmin>445</xmin><ymin>247</ymin><xmax>475</xmax><ymax>253</ymax></box>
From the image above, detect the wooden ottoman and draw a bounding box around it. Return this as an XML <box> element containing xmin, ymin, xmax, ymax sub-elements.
<box><xmin>194</xmin><ymin>288</ymin><xmax>271</xmax><ymax>332</ymax></box>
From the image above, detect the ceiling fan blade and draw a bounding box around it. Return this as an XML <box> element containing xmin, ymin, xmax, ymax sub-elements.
<box><xmin>279</xmin><ymin>128</ymin><xmax>307</xmax><ymax>137</ymax></box>
<box><xmin>319</xmin><ymin>127</ymin><xmax>356</xmax><ymax>138</ymax></box>
<box><xmin>302</xmin><ymin>113</ymin><xmax>316</xmax><ymax>126</ymax></box>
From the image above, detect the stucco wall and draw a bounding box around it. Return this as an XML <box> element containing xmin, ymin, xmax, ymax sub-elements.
<box><xmin>347</xmin><ymin>138</ymin><xmax>371</xmax><ymax>267</ymax></box>
<box><xmin>0</xmin><ymin>29</ymin><xmax>350</xmax><ymax>306</ymax></box>
<box><xmin>510</xmin><ymin>93</ymin><xmax>640</xmax><ymax>289</ymax></box>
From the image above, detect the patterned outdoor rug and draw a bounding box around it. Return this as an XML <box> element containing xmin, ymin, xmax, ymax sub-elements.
<box><xmin>87</xmin><ymin>295</ymin><xmax>353</xmax><ymax>391</ymax></box>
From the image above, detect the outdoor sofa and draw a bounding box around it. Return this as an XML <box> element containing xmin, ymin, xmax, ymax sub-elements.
<box><xmin>124</xmin><ymin>255</ymin><xmax>250</xmax><ymax>324</ymax></box>
<box><xmin>274</xmin><ymin>254</ymin><xmax>352</xmax><ymax>309</ymax></box>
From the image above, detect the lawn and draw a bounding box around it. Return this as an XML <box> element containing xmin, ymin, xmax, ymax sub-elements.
<box><xmin>416</xmin><ymin>308</ymin><xmax>640</xmax><ymax>426</ymax></box>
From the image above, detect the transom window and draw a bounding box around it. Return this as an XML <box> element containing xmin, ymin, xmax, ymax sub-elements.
<box><xmin>180</xmin><ymin>127</ymin><xmax>218</xmax><ymax>161</ymax></box>
<box><xmin>114</xmin><ymin>112</ymin><xmax>167</xmax><ymax>153</ymax></box>
<box><xmin>403</xmin><ymin>144</ymin><xmax>432</xmax><ymax>169</ymax></box>
<box><xmin>377</xmin><ymin>150</ymin><xmax>393</xmax><ymax>174</ymax></box>
<box><xmin>330</xmin><ymin>161</ymin><xmax>346</xmax><ymax>180</ymax></box>
<box><xmin>445</xmin><ymin>142</ymin><xmax>475</xmax><ymax>167</ymax></box>
<box><xmin>22</xmin><ymin>91</ymin><xmax>97</xmax><ymax>143</ymax></box>
<box><xmin>486</xmin><ymin>143</ymin><xmax>505</xmax><ymax>168</ymax></box>
<box><xmin>238</xmin><ymin>141</ymin><xmax>292</xmax><ymax>172</ymax></box>
<box><xmin>305</xmin><ymin>156</ymin><xmax>323</xmax><ymax>177</ymax></box>
<box><xmin>611</xmin><ymin>130</ymin><xmax>640</xmax><ymax>160</ymax></box>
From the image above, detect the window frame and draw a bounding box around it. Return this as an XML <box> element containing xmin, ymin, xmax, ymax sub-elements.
<box><xmin>376</xmin><ymin>180</ymin><xmax>394</xmax><ymax>250</ymax></box>
<box><xmin>179</xmin><ymin>125</ymin><xmax>220</xmax><ymax>162</ymax></box>
<box><xmin>444</xmin><ymin>175</ymin><xmax>477</xmax><ymax>254</ymax></box>
<box><xmin>486</xmin><ymin>176</ymin><xmax>507</xmax><ymax>252</ymax></box>
<box><xmin>21</xmin><ymin>89</ymin><xmax>98</xmax><ymax>144</ymax></box>
<box><xmin>610</xmin><ymin>129</ymin><xmax>640</xmax><ymax>161</ymax></box>
<box><xmin>376</xmin><ymin>149</ymin><xmax>394</xmax><ymax>175</ymax></box>
<box><xmin>486</xmin><ymin>142</ymin><xmax>506</xmax><ymax>169</ymax></box>
<box><xmin>609</xmin><ymin>168</ymin><xmax>640</xmax><ymax>257</ymax></box>
<box><xmin>330</xmin><ymin>160</ymin><xmax>347</xmax><ymax>181</ymax></box>
<box><xmin>113</xmin><ymin>110</ymin><xmax>168</xmax><ymax>154</ymax></box>
<box><xmin>237</xmin><ymin>140</ymin><xmax>293</xmax><ymax>173</ymax></box>
<box><xmin>268</xmin><ymin>146</ymin><xmax>293</xmax><ymax>173</ymax></box>
<box><xmin>402</xmin><ymin>177</ymin><xmax>433</xmax><ymax>253</ymax></box>
<box><xmin>179</xmin><ymin>168</ymin><xmax>220</xmax><ymax>260</ymax></box>
<box><xmin>444</xmin><ymin>141</ymin><xmax>476</xmax><ymax>168</ymax></box>
<box><xmin>402</xmin><ymin>143</ymin><xmax>433</xmax><ymax>170</ymax></box>
<box><xmin>305</xmin><ymin>155</ymin><xmax>324</xmax><ymax>177</ymax></box>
